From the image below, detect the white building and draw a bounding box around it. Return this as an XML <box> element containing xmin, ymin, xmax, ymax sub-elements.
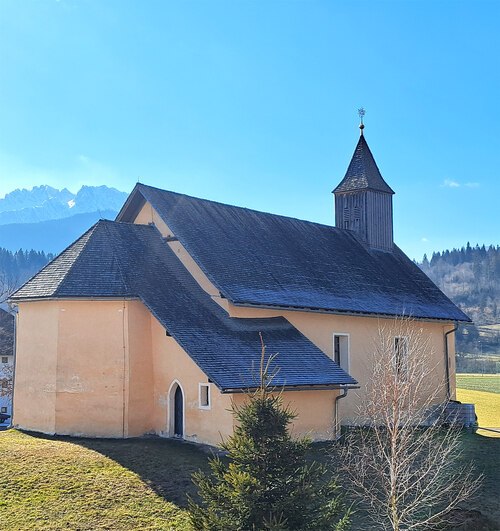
<box><xmin>0</xmin><ymin>309</ymin><xmax>15</xmax><ymax>426</ymax></box>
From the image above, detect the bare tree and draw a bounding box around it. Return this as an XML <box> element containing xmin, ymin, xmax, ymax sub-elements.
<box><xmin>0</xmin><ymin>361</ymin><xmax>13</xmax><ymax>399</ymax></box>
<box><xmin>0</xmin><ymin>270</ymin><xmax>18</xmax><ymax>304</ymax></box>
<box><xmin>337</xmin><ymin>317</ymin><xmax>480</xmax><ymax>531</ymax></box>
<box><xmin>0</xmin><ymin>271</ymin><xmax>17</xmax><ymax>410</ymax></box>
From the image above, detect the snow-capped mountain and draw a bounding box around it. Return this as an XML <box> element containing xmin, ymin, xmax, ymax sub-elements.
<box><xmin>0</xmin><ymin>185</ymin><xmax>128</xmax><ymax>224</ymax></box>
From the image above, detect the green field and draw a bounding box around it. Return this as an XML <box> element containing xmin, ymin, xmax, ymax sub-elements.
<box><xmin>456</xmin><ymin>373</ymin><xmax>500</xmax><ymax>394</ymax></box>
<box><xmin>0</xmin><ymin>429</ymin><xmax>498</xmax><ymax>530</ymax></box>
<box><xmin>456</xmin><ymin>373</ymin><xmax>500</xmax><ymax>439</ymax></box>
<box><xmin>456</xmin><ymin>388</ymin><xmax>500</xmax><ymax>434</ymax></box>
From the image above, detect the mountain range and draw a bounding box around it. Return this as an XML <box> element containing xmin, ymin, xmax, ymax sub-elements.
<box><xmin>0</xmin><ymin>185</ymin><xmax>128</xmax><ymax>253</ymax></box>
<box><xmin>0</xmin><ymin>185</ymin><xmax>127</xmax><ymax>224</ymax></box>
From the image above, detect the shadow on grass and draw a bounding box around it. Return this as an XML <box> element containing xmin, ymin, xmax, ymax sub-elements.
<box><xmin>24</xmin><ymin>431</ymin><xmax>215</xmax><ymax>508</ymax></box>
<box><xmin>21</xmin><ymin>429</ymin><xmax>499</xmax><ymax>530</ymax></box>
<box><xmin>310</xmin><ymin>430</ymin><xmax>500</xmax><ymax>531</ymax></box>
<box><xmin>453</xmin><ymin>431</ymin><xmax>500</xmax><ymax>530</ymax></box>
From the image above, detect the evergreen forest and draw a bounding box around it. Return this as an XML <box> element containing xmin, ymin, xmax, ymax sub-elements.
<box><xmin>419</xmin><ymin>243</ymin><xmax>500</xmax><ymax>372</ymax></box>
<box><xmin>0</xmin><ymin>247</ymin><xmax>53</xmax><ymax>290</ymax></box>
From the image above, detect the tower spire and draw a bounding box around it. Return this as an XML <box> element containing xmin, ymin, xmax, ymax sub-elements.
<box><xmin>332</xmin><ymin>112</ymin><xmax>395</xmax><ymax>251</ymax></box>
<box><xmin>358</xmin><ymin>107</ymin><xmax>365</xmax><ymax>135</ymax></box>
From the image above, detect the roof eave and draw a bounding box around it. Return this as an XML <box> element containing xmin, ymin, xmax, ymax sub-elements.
<box><xmin>332</xmin><ymin>185</ymin><xmax>395</xmax><ymax>195</ymax></box>
<box><xmin>229</xmin><ymin>300</ymin><xmax>471</xmax><ymax>323</ymax></box>
<box><xmin>220</xmin><ymin>383</ymin><xmax>360</xmax><ymax>394</ymax></box>
<box><xmin>9</xmin><ymin>295</ymin><xmax>140</xmax><ymax>304</ymax></box>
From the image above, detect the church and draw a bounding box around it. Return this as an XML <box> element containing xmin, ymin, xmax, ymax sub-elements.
<box><xmin>10</xmin><ymin>123</ymin><xmax>469</xmax><ymax>445</ymax></box>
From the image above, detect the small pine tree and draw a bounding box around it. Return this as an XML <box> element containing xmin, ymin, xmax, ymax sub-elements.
<box><xmin>189</xmin><ymin>335</ymin><xmax>350</xmax><ymax>531</ymax></box>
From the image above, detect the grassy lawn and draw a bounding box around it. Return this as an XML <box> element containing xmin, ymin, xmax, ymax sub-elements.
<box><xmin>456</xmin><ymin>373</ymin><xmax>500</xmax><ymax>438</ymax></box>
<box><xmin>0</xmin><ymin>429</ymin><xmax>498</xmax><ymax>530</ymax></box>
<box><xmin>456</xmin><ymin>388</ymin><xmax>500</xmax><ymax>434</ymax></box>
<box><xmin>0</xmin><ymin>430</ymin><xmax>211</xmax><ymax>530</ymax></box>
<box><xmin>453</xmin><ymin>431</ymin><xmax>500</xmax><ymax>530</ymax></box>
<box><xmin>456</xmin><ymin>373</ymin><xmax>500</xmax><ymax>394</ymax></box>
<box><xmin>314</xmin><ymin>431</ymin><xmax>500</xmax><ymax>531</ymax></box>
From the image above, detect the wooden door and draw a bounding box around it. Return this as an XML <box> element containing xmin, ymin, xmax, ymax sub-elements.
<box><xmin>174</xmin><ymin>385</ymin><xmax>183</xmax><ymax>437</ymax></box>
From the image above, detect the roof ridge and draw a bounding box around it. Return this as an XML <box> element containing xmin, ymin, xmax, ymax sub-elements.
<box><xmin>53</xmin><ymin>222</ymin><xmax>106</xmax><ymax>296</ymax></box>
<box><xmin>101</xmin><ymin>221</ymin><xmax>133</xmax><ymax>295</ymax></box>
<box><xmin>136</xmin><ymin>183</ymin><xmax>350</xmax><ymax>233</ymax></box>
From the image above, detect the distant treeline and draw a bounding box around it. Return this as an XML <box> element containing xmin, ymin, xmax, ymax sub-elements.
<box><xmin>0</xmin><ymin>247</ymin><xmax>53</xmax><ymax>288</ymax></box>
<box><xmin>420</xmin><ymin>243</ymin><xmax>500</xmax><ymax>325</ymax></box>
<box><xmin>419</xmin><ymin>243</ymin><xmax>500</xmax><ymax>369</ymax></box>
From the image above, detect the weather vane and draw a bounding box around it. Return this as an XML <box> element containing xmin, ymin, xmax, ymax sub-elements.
<box><xmin>358</xmin><ymin>107</ymin><xmax>366</xmax><ymax>134</ymax></box>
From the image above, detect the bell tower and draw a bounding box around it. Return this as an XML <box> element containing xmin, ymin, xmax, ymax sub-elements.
<box><xmin>333</xmin><ymin>110</ymin><xmax>395</xmax><ymax>251</ymax></box>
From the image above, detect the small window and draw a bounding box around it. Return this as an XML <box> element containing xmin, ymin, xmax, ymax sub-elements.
<box><xmin>1</xmin><ymin>357</ymin><xmax>8</xmax><ymax>364</ymax></box>
<box><xmin>1</xmin><ymin>381</ymin><xmax>8</xmax><ymax>389</ymax></box>
<box><xmin>333</xmin><ymin>334</ymin><xmax>349</xmax><ymax>371</ymax></box>
<box><xmin>0</xmin><ymin>407</ymin><xmax>7</xmax><ymax>413</ymax></box>
<box><xmin>199</xmin><ymin>383</ymin><xmax>211</xmax><ymax>409</ymax></box>
<box><xmin>394</xmin><ymin>336</ymin><xmax>409</xmax><ymax>375</ymax></box>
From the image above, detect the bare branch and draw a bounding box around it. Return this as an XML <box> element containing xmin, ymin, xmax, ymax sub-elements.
<box><xmin>0</xmin><ymin>360</ymin><xmax>13</xmax><ymax>398</ymax></box>
<box><xmin>336</xmin><ymin>316</ymin><xmax>481</xmax><ymax>531</ymax></box>
<box><xmin>0</xmin><ymin>269</ymin><xmax>19</xmax><ymax>304</ymax></box>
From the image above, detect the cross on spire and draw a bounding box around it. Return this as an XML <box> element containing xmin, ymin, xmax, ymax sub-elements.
<box><xmin>358</xmin><ymin>107</ymin><xmax>365</xmax><ymax>135</ymax></box>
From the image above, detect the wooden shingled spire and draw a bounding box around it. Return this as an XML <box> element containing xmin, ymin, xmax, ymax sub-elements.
<box><xmin>333</xmin><ymin>111</ymin><xmax>395</xmax><ymax>251</ymax></box>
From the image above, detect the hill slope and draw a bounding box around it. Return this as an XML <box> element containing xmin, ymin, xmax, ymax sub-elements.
<box><xmin>419</xmin><ymin>243</ymin><xmax>499</xmax><ymax>326</ymax></box>
<box><xmin>0</xmin><ymin>210</ymin><xmax>117</xmax><ymax>253</ymax></box>
<box><xmin>419</xmin><ymin>244</ymin><xmax>500</xmax><ymax>367</ymax></box>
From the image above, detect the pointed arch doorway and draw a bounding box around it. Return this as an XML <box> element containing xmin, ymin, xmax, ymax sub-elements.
<box><xmin>174</xmin><ymin>385</ymin><xmax>183</xmax><ymax>437</ymax></box>
<box><xmin>168</xmin><ymin>381</ymin><xmax>184</xmax><ymax>438</ymax></box>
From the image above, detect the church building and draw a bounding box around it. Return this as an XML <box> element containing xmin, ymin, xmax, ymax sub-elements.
<box><xmin>10</xmin><ymin>122</ymin><xmax>469</xmax><ymax>445</ymax></box>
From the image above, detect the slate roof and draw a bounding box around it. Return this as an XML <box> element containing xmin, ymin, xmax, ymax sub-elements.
<box><xmin>116</xmin><ymin>184</ymin><xmax>470</xmax><ymax>322</ymax></box>
<box><xmin>12</xmin><ymin>221</ymin><xmax>357</xmax><ymax>391</ymax></box>
<box><xmin>333</xmin><ymin>135</ymin><xmax>395</xmax><ymax>194</ymax></box>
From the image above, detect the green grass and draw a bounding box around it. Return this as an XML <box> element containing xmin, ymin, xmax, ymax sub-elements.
<box><xmin>312</xmin><ymin>431</ymin><xmax>500</xmax><ymax>531</ymax></box>
<box><xmin>0</xmin><ymin>430</ymin><xmax>211</xmax><ymax>530</ymax></box>
<box><xmin>456</xmin><ymin>373</ymin><xmax>500</xmax><ymax>394</ymax></box>
<box><xmin>0</xmin><ymin>429</ymin><xmax>498</xmax><ymax>530</ymax></box>
<box><xmin>452</xmin><ymin>431</ymin><xmax>500</xmax><ymax>530</ymax></box>
<box><xmin>456</xmin><ymin>388</ymin><xmax>500</xmax><ymax>435</ymax></box>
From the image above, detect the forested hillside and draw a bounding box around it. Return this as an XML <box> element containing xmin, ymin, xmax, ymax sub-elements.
<box><xmin>420</xmin><ymin>244</ymin><xmax>499</xmax><ymax>325</ymax></box>
<box><xmin>0</xmin><ymin>248</ymin><xmax>52</xmax><ymax>355</ymax></box>
<box><xmin>0</xmin><ymin>247</ymin><xmax>53</xmax><ymax>296</ymax></box>
<box><xmin>419</xmin><ymin>243</ymin><xmax>500</xmax><ymax>371</ymax></box>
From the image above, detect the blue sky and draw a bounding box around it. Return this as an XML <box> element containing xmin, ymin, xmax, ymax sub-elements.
<box><xmin>1</xmin><ymin>0</ymin><xmax>499</xmax><ymax>260</ymax></box>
